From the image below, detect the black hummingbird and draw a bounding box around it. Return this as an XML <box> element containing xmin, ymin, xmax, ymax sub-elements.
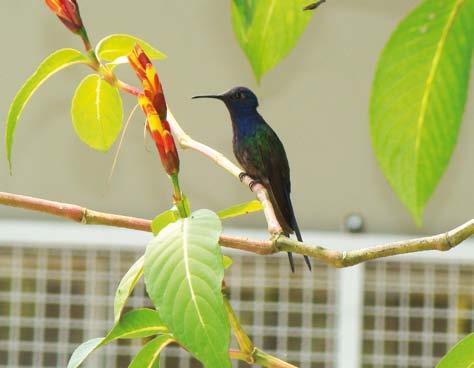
<box><xmin>193</xmin><ymin>87</ymin><xmax>311</xmax><ymax>272</ymax></box>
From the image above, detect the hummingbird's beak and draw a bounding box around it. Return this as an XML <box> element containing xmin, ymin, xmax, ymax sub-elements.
<box><xmin>192</xmin><ymin>94</ymin><xmax>224</xmax><ymax>101</ymax></box>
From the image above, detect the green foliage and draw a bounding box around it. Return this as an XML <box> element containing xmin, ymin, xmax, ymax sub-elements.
<box><xmin>67</xmin><ymin>308</ymin><xmax>168</xmax><ymax>368</ymax></box>
<box><xmin>114</xmin><ymin>256</ymin><xmax>144</xmax><ymax>322</ymax></box>
<box><xmin>436</xmin><ymin>333</ymin><xmax>474</xmax><ymax>367</ymax></box>
<box><xmin>144</xmin><ymin>209</ymin><xmax>231</xmax><ymax>368</ymax></box>
<box><xmin>217</xmin><ymin>199</ymin><xmax>263</xmax><ymax>219</ymax></box>
<box><xmin>128</xmin><ymin>335</ymin><xmax>175</xmax><ymax>368</ymax></box>
<box><xmin>151</xmin><ymin>209</ymin><xmax>179</xmax><ymax>236</ymax></box>
<box><xmin>223</xmin><ymin>255</ymin><xmax>233</xmax><ymax>269</ymax></box>
<box><xmin>231</xmin><ymin>0</ymin><xmax>313</xmax><ymax>82</ymax></box>
<box><xmin>96</xmin><ymin>34</ymin><xmax>166</xmax><ymax>63</ymax></box>
<box><xmin>67</xmin><ymin>309</ymin><xmax>168</xmax><ymax>368</ymax></box>
<box><xmin>67</xmin><ymin>338</ymin><xmax>103</xmax><ymax>368</ymax></box>
<box><xmin>102</xmin><ymin>308</ymin><xmax>168</xmax><ymax>341</ymax></box>
<box><xmin>5</xmin><ymin>48</ymin><xmax>89</xmax><ymax>172</ymax></box>
<box><xmin>71</xmin><ymin>74</ymin><xmax>123</xmax><ymax>151</ymax></box>
<box><xmin>370</xmin><ymin>0</ymin><xmax>474</xmax><ymax>224</ymax></box>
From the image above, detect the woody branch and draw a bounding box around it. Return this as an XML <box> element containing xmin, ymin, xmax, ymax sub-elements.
<box><xmin>0</xmin><ymin>191</ymin><xmax>472</xmax><ymax>268</ymax></box>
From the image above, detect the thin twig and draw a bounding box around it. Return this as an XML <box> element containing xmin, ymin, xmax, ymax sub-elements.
<box><xmin>0</xmin><ymin>191</ymin><xmax>472</xmax><ymax>268</ymax></box>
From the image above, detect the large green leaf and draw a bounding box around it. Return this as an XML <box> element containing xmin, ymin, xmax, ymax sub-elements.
<box><xmin>71</xmin><ymin>74</ymin><xmax>123</xmax><ymax>151</ymax></box>
<box><xmin>370</xmin><ymin>0</ymin><xmax>474</xmax><ymax>224</ymax></box>
<box><xmin>144</xmin><ymin>209</ymin><xmax>231</xmax><ymax>368</ymax></box>
<box><xmin>5</xmin><ymin>48</ymin><xmax>89</xmax><ymax>172</ymax></box>
<box><xmin>436</xmin><ymin>333</ymin><xmax>474</xmax><ymax>367</ymax></box>
<box><xmin>217</xmin><ymin>200</ymin><xmax>262</xmax><ymax>219</ymax></box>
<box><xmin>114</xmin><ymin>256</ymin><xmax>144</xmax><ymax>322</ymax></box>
<box><xmin>67</xmin><ymin>309</ymin><xmax>168</xmax><ymax>368</ymax></box>
<box><xmin>231</xmin><ymin>0</ymin><xmax>313</xmax><ymax>82</ymax></box>
<box><xmin>128</xmin><ymin>334</ymin><xmax>175</xmax><ymax>368</ymax></box>
<box><xmin>96</xmin><ymin>34</ymin><xmax>166</xmax><ymax>63</ymax></box>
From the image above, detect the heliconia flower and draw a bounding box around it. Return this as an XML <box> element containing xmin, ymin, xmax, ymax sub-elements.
<box><xmin>138</xmin><ymin>95</ymin><xmax>180</xmax><ymax>176</ymax></box>
<box><xmin>129</xmin><ymin>45</ymin><xmax>179</xmax><ymax>175</ymax></box>
<box><xmin>128</xmin><ymin>44</ymin><xmax>167</xmax><ymax>121</ymax></box>
<box><xmin>44</xmin><ymin>0</ymin><xmax>84</xmax><ymax>34</ymax></box>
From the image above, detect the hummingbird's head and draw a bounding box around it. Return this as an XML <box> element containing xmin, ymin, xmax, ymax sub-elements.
<box><xmin>193</xmin><ymin>86</ymin><xmax>259</xmax><ymax>114</ymax></box>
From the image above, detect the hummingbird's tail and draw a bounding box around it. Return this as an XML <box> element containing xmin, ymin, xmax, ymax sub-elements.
<box><xmin>294</xmin><ymin>225</ymin><xmax>312</xmax><ymax>271</ymax></box>
<box><xmin>279</xmin><ymin>190</ymin><xmax>312</xmax><ymax>272</ymax></box>
<box><xmin>287</xmin><ymin>252</ymin><xmax>295</xmax><ymax>273</ymax></box>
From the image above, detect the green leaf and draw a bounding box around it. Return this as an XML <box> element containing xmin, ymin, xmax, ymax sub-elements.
<box><xmin>96</xmin><ymin>34</ymin><xmax>166</xmax><ymax>62</ymax></box>
<box><xmin>71</xmin><ymin>74</ymin><xmax>123</xmax><ymax>151</ymax></box>
<box><xmin>67</xmin><ymin>309</ymin><xmax>168</xmax><ymax>368</ymax></box>
<box><xmin>5</xmin><ymin>48</ymin><xmax>89</xmax><ymax>172</ymax></box>
<box><xmin>144</xmin><ymin>209</ymin><xmax>231</xmax><ymax>368</ymax></box>
<box><xmin>67</xmin><ymin>338</ymin><xmax>103</xmax><ymax>368</ymax></box>
<box><xmin>128</xmin><ymin>334</ymin><xmax>175</xmax><ymax>368</ymax></box>
<box><xmin>370</xmin><ymin>0</ymin><xmax>474</xmax><ymax>224</ymax></box>
<box><xmin>231</xmin><ymin>0</ymin><xmax>313</xmax><ymax>82</ymax></box>
<box><xmin>151</xmin><ymin>210</ymin><xmax>179</xmax><ymax>236</ymax></box>
<box><xmin>103</xmin><ymin>308</ymin><xmax>168</xmax><ymax>343</ymax></box>
<box><xmin>217</xmin><ymin>199</ymin><xmax>263</xmax><ymax>219</ymax></box>
<box><xmin>114</xmin><ymin>256</ymin><xmax>144</xmax><ymax>322</ymax></box>
<box><xmin>436</xmin><ymin>333</ymin><xmax>474</xmax><ymax>368</ymax></box>
<box><xmin>223</xmin><ymin>255</ymin><xmax>233</xmax><ymax>269</ymax></box>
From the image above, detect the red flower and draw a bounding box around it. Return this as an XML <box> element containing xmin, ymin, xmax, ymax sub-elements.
<box><xmin>129</xmin><ymin>45</ymin><xmax>179</xmax><ymax>176</ymax></box>
<box><xmin>44</xmin><ymin>0</ymin><xmax>83</xmax><ymax>34</ymax></box>
<box><xmin>128</xmin><ymin>45</ymin><xmax>167</xmax><ymax>121</ymax></box>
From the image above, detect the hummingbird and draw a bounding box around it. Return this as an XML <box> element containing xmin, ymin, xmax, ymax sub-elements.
<box><xmin>193</xmin><ymin>87</ymin><xmax>311</xmax><ymax>272</ymax></box>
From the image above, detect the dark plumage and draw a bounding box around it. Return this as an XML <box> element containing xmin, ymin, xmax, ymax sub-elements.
<box><xmin>193</xmin><ymin>87</ymin><xmax>311</xmax><ymax>272</ymax></box>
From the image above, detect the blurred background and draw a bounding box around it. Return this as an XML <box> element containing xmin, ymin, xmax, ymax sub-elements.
<box><xmin>0</xmin><ymin>1</ymin><xmax>473</xmax><ymax>368</ymax></box>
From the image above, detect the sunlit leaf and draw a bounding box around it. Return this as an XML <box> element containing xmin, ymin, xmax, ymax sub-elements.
<box><xmin>96</xmin><ymin>34</ymin><xmax>166</xmax><ymax>62</ymax></box>
<box><xmin>151</xmin><ymin>210</ymin><xmax>179</xmax><ymax>236</ymax></box>
<box><xmin>370</xmin><ymin>0</ymin><xmax>474</xmax><ymax>224</ymax></box>
<box><xmin>144</xmin><ymin>209</ymin><xmax>231</xmax><ymax>367</ymax></box>
<box><xmin>67</xmin><ymin>338</ymin><xmax>103</xmax><ymax>368</ymax></box>
<box><xmin>67</xmin><ymin>309</ymin><xmax>168</xmax><ymax>368</ymax></box>
<box><xmin>223</xmin><ymin>255</ymin><xmax>233</xmax><ymax>269</ymax></box>
<box><xmin>436</xmin><ymin>333</ymin><xmax>474</xmax><ymax>368</ymax></box>
<box><xmin>231</xmin><ymin>0</ymin><xmax>313</xmax><ymax>82</ymax></box>
<box><xmin>103</xmin><ymin>309</ymin><xmax>168</xmax><ymax>343</ymax></box>
<box><xmin>114</xmin><ymin>256</ymin><xmax>144</xmax><ymax>322</ymax></box>
<box><xmin>128</xmin><ymin>334</ymin><xmax>175</xmax><ymax>368</ymax></box>
<box><xmin>71</xmin><ymin>74</ymin><xmax>123</xmax><ymax>151</ymax></box>
<box><xmin>5</xmin><ymin>48</ymin><xmax>89</xmax><ymax>172</ymax></box>
<box><xmin>217</xmin><ymin>200</ymin><xmax>262</xmax><ymax>219</ymax></box>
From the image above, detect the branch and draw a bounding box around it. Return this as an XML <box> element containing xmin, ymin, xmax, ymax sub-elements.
<box><xmin>0</xmin><ymin>192</ymin><xmax>472</xmax><ymax>268</ymax></box>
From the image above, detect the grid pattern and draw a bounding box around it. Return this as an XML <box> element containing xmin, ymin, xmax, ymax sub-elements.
<box><xmin>362</xmin><ymin>261</ymin><xmax>474</xmax><ymax>368</ymax></box>
<box><xmin>0</xmin><ymin>244</ymin><xmax>337</xmax><ymax>368</ymax></box>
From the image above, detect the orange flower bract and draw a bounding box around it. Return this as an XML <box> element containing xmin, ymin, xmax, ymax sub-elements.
<box><xmin>44</xmin><ymin>0</ymin><xmax>84</xmax><ymax>34</ymax></box>
<box><xmin>129</xmin><ymin>45</ymin><xmax>179</xmax><ymax>176</ymax></box>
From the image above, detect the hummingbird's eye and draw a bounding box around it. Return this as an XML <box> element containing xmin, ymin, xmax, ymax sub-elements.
<box><xmin>233</xmin><ymin>91</ymin><xmax>245</xmax><ymax>100</ymax></box>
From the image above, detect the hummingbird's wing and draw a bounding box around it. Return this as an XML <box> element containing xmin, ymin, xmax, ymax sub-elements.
<box><xmin>256</xmin><ymin>125</ymin><xmax>312</xmax><ymax>271</ymax></box>
<box><xmin>254</xmin><ymin>124</ymin><xmax>294</xmax><ymax>233</ymax></box>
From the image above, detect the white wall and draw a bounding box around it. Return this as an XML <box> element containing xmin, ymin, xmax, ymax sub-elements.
<box><xmin>0</xmin><ymin>1</ymin><xmax>472</xmax><ymax>236</ymax></box>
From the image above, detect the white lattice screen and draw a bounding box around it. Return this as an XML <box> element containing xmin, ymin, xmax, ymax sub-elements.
<box><xmin>361</xmin><ymin>261</ymin><xmax>474</xmax><ymax>368</ymax></box>
<box><xmin>0</xmin><ymin>221</ymin><xmax>472</xmax><ymax>368</ymax></box>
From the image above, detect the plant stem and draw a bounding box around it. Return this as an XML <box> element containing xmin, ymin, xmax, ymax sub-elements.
<box><xmin>171</xmin><ymin>174</ymin><xmax>189</xmax><ymax>218</ymax></box>
<box><xmin>254</xmin><ymin>349</ymin><xmax>298</xmax><ymax>368</ymax></box>
<box><xmin>224</xmin><ymin>297</ymin><xmax>254</xmax><ymax>355</ymax></box>
<box><xmin>225</xmin><ymin>297</ymin><xmax>299</xmax><ymax>367</ymax></box>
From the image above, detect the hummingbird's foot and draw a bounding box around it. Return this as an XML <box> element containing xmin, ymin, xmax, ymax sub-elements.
<box><xmin>239</xmin><ymin>172</ymin><xmax>260</xmax><ymax>191</ymax></box>
<box><xmin>248</xmin><ymin>180</ymin><xmax>260</xmax><ymax>191</ymax></box>
<box><xmin>239</xmin><ymin>172</ymin><xmax>250</xmax><ymax>182</ymax></box>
